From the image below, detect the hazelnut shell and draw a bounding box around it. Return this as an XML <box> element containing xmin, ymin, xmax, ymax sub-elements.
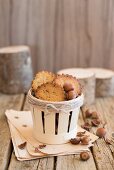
<box><xmin>77</xmin><ymin>131</ymin><xmax>86</xmax><ymax>137</ymax></box>
<box><xmin>81</xmin><ymin>122</ymin><xmax>91</xmax><ymax>131</ymax></box>
<box><xmin>70</xmin><ymin>137</ymin><xmax>81</xmax><ymax>145</ymax></box>
<box><xmin>91</xmin><ymin>119</ymin><xmax>101</xmax><ymax>127</ymax></box>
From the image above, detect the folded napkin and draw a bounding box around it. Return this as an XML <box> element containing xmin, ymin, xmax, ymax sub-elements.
<box><xmin>5</xmin><ymin>110</ymin><xmax>98</xmax><ymax>161</ymax></box>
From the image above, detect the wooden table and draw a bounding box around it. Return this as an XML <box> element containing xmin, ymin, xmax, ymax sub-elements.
<box><xmin>0</xmin><ymin>93</ymin><xmax>114</xmax><ymax>170</ymax></box>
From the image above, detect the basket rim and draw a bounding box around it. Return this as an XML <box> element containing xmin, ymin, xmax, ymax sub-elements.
<box><xmin>28</xmin><ymin>88</ymin><xmax>84</xmax><ymax>105</ymax></box>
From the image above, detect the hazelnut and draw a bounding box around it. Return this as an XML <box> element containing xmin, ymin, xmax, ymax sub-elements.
<box><xmin>35</xmin><ymin>144</ymin><xmax>46</xmax><ymax>152</ymax></box>
<box><xmin>80</xmin><ymin>152</ymin><xmax>90</xmax><ymax>161</ymax></box>
<box><xmin>91</xmin><ymin>111</ymin><xmax>99</xmax><ymax>119</ymax></box>
<box><xmin>63</xmin><ymin>82</ymin><xmax>74</xmax><ymax>92</ymax></box>
<box><xmin>18</xmin><ymin>142</ymin><xmax>27</xmax><ymax>150</ymax></box>
<box><xmin>81</xmin><ymin>122</ymin><xmax>91</xmax><ymax>131</ymax></box>
<box><xmin>70</xmin><ymin>137</ymin><xmax>81</xmax><ymax>145</ymax></box>
<box><xmin>77</xmin><ymin>131</ymin><xmax>86</xmax><ymax>137</ymax></box>
<box><xmin>91</xmin><ymin>119</ymin><xmax>101</xmax><ymax>127</ymax></box>
<box><xmin>85</xmin><ymin>109</ymin><xmax>92</xmax><ymax>118</ymax></box>
<box><xmin>38</xmin><ymin>144</ymin><xmax>46</xmax><ymax>149</ymax></box>
<box><xmin>105</xmin><ymin>138</ymin><xmax>111</xmax><ymax>145</ymax></box>
<box><xmin>66</xmin><ymin>90</ymin><xmax>77</xmax><ymax>100</ymax></box>
<box><xmin>96</xmin><ymin>128</ymin><xmax>106</xmax><ymax>138</ymax></box>
<box><xmin>81</xmin><ymin>136</ymin><xmax>90</xmax><ymax>145</ymax></box>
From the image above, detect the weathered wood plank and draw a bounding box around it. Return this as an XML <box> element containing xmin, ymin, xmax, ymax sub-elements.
<box><xmin>10</xmin><ymin>0</ymin><xmax>56</xmax><ymax>73</ymax></box>
<box><xmin>8</xmin><ymin>96</ymin><xmax>114</xmax><ymax>170</ymax></box>
<box><xmin>56</xmin><ymin>153</ymin><xmax>96</xmax><ymax>170</ymax></box>
<box><xmin>8</xmin><ymin>97</ymin><xmax>54</xmax><ymax>170</ymax></box>
<box><xmin>9</xmin><ymin>154</ymin><xmax>54</xmax><ymax>170</ymax></box>
<box><xmin>0</xmin><ymin>0</ymin><xmax>10</xmax><ymax>46</ymax></box>
<box><xmin>95</xmin><ymin>98</ymin><xmax>114</xmax><ymax>161</ymax></box>
<box><xmin>56</xmin><ymin>111</ymin><xmax>97</xmax><ymax>170</ymax></box>
<box><xmin>0</xmin><ymin>93</ymin><xmax>24</xmax><ymax>170</ymax></box>
<box><xmin>5</xmin><ymin>0</ymin><xmax>114</xmax><ymax>72</ymax></box>
<box><xmin>9</xmin><ymin>97</ymin><xmax>96</xmax><ymax>170</ymax></box>
<box><xmin>82</xmin><ymin>97</ymin><xmax>114</xmax><ymax>170</ymax></box>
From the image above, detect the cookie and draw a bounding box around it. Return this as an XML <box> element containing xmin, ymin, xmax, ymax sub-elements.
<box><xmin>32</xmin><ymin>71</ymin><xmax>56</xmax><ymax>91</ymax></box>
<box><xmin>35</xmin><ymin>83</ymin><xmax>66</xmax><ymax>102</ymax></box>
<box><xmin>54</xmin><ymin>74</ymin><xmax>81</xmax><ymax>95</ymax></box>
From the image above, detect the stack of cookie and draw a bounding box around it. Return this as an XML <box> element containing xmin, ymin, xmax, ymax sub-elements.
<box><xmin>32</xmin><ymin>71</ymin><xmax>81</xmax><ymax>102</ymax></box>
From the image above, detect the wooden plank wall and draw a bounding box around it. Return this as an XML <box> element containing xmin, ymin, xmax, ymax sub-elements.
<box><xmin>0</xmin><ymin>0</ymin><xmax>114</xmax><ymax>74</ymax></box>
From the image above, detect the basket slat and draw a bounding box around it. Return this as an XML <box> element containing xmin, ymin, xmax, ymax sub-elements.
<box><xmin>58</xmin><ymin>113</ymin><xmax>70</xmax><ymax>134</ymax></box>
<box><xmin>33</xmin><ymin>108</ymin><xmax>44</xmax><ymax>134</ymax></box>
<box><xmin>69</xmin><ymin>108</ymin><xmax>80</xmax><ymax>131</ymax></box>
<box><xmin>45</xmin><ymin>112</ymin><xmax>55</xmax><ymax>134</ymax></box>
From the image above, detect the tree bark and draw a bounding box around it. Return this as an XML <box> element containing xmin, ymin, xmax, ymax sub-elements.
<box><xmin>87</xmin><ymin>68</ymin><xmax>114</xmax><ymax>97</ymax></box>
<box><xmin>0</xmin><ymin>46</ymin><xmax>33</xmax><ymax>94</ymax></box>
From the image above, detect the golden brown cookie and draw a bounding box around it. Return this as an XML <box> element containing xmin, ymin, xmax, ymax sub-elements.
<box><xmin>35</xmin><ymin>83</ymin><xmax>66</xmax><ymax>102</ymax></box>
<box><xmin>54</xmin><ymin>74</ymin><xmax>81</xmax><ymax>95</ymax></box>
<box><xmin>32</xmin><ymin>71</ymin><xmax>56</xmax><ymax>91</ymax></box>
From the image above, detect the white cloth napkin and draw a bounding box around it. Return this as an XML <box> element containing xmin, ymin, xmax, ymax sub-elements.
<box><xmin>5</xmin><ymin>110</ymin><xmax>98</xmax><ymax>161</ymax></box>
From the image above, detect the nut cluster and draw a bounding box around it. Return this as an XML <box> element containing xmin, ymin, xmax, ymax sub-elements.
<box><xmin>70</xmin><ymin>131</ymin><xmax>91</xmax><ymax>146</ymax></box>
<box><xmin>63</xmin><ymin>83</ymin><xmax>78</xmax><ymax>100</ymax></box>
<box><xmin>81</xmin><ymin>109</ymin><xmax>101</xmax><ymax>131</ymax></box>
<box><xmin>70</xmin><ymin>108</ymin><xmax>110</xmax><ymax>162</ymax></box>
<box><xmin>83</xmin><ymin>109</ymin><xmax>107</xmax><ymax>138</ymax></box>
<box><xmin>70</xmin><ymin>131</ymin><xmax>91</xmax><ymax>161</ymax></box>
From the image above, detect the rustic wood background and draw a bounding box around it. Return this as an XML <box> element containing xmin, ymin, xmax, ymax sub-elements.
<box><xmin>0</xmin><ymin>0</ymin><xmax>114</xmax><ymax>74</ymax></box>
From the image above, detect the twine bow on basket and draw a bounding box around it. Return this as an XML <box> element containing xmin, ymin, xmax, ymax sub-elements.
<box><xmin>27</xmin><ymin>89</ymin><xmax>84</xmax><ymax>117</ymax></box>
<box><xmin>45</xmin><ymin>104</ymin><xmax>71</xmax><ymax>116</ymax></box>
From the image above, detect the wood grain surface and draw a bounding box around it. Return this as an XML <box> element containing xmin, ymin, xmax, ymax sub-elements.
<box><xmin>0</xmin><ymin>94</ymin><xmax>114</xmax><ymax>169</ymax></box>
<box><xmin>6</xmin><ymin>95</ymin><xmax>114</xmax><ymax>170</ymax></box>
<box><xmin>9</xmin><ymin>97</ymin><xmax>55</xmax><ymax>170</ymax></box>
<box><xmin>0</xmin><ymin>0</ymin><xmax>114</xmax><ymax>73</ymax></box>
<box><xmin>8</xmin><ymin>97</ymin><xmax>97</xmax><ymax>170</ymax></box>
<box><xmin>0</xmin><ymin>93</ymin><xmax>24</xmax><ymax>170</ymax></box>
<box><xmin>82</xmin><ymin>99</ymin><xmax>114</xmax><ymax>170</ymax></box>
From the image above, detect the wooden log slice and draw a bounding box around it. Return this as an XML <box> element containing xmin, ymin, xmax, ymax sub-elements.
<box><xmin>0</xmin><ymin>46</ymin><xmax>33</xmax><ymax>94</ymax></box>
<box><xmin>87</xmin><ymin>68</ymin><xmax>114</xmax><ymax>97</ymax></box>
<box><xmin>57</xmin><ymin>68</ymin><xmax>95</xmax><ymax>105</ymax></box>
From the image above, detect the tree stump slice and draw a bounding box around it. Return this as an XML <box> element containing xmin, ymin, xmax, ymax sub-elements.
<box><xmin>87</xmin><ymin>68</ymin><xmax>114</xmax><ymax>97</ymax></box>
<box><xmin>57</xmin><ymin>68</ymin><xmax>96</xmax><ymax>105</ymax></box>
<box><xmin>0</xmin><ymin>46</ymin><xmax>33</xmax><ymax>94</ymax></box>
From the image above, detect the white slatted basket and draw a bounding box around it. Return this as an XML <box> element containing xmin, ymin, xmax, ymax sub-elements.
<box><xmin>28</xmin><ymin>89</ymin><xmax>84</xmax><ymax>144</ymax></box>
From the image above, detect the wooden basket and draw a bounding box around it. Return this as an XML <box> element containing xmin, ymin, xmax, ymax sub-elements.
<box><xmin>27</xmin><ymin>89</ymin><xmax>84</xmax><ymax>144</ymax></box>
